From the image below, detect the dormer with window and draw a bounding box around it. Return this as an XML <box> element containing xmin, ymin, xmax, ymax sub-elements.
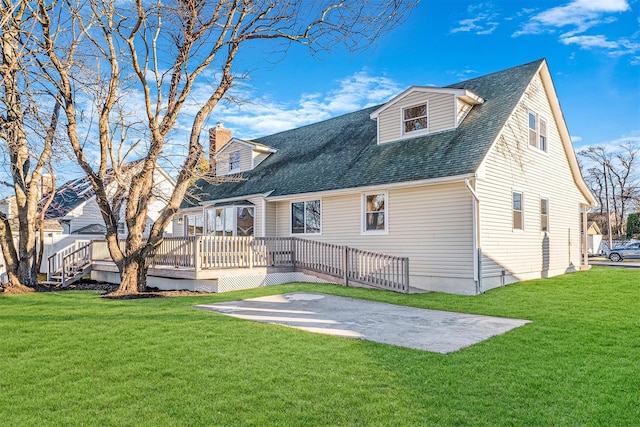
<box><xmin>214</xmin><ymin>138</ymin><xmax>277</xmax><ymax>176</ymax></box>
<box><xmin>370</xmin><ymin>87</ymin><xmax>484</xmax><ymax>144</ymax></box>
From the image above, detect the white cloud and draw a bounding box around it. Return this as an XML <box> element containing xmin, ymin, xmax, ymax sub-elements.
<box><xmin>561</xmin><ymin>34</ymin><xmax>640</xmax><ymax>56</ymax></box>
<box><xmin>451</xmin><ymin>4</ymin><xmax>500</xmax><ymax>35</ymax></box>
<box><xmin>572</xmin><ymin>135</ymin><xmax>583</xmax><ymax>143</ymax></box>
<box><xmin>209</xmin><ymin>71</ymin><xmax>403</xmax><ymax>138</ymax></box>
<box><xmin>514</xmin><ymin>0</ymin><xmax>638</xmax><ymax>58</ymax></box>
<box><xmin>561</xmin><ymin>34</ymin><xmax>620</xmax><ymax>49</ymax></box>
<box><xmin>514</xmin><ymin>0</ymin><xmax>630</xmax><ymax>36</ymax></box>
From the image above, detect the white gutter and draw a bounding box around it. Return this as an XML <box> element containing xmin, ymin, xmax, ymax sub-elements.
<box><xmin>465</xmin><ymin>178</ymin><xmax>482</xmax><ymax>294</ymax></box>
<box><xmin>266</xmin><ymin>173</ymin><xmax>475</xmax><ymax>202</ymax></box>
<box><xmin>198</xmin><ymin>191</ymin><xmax>274</xmax><ymax>207</ymax></box>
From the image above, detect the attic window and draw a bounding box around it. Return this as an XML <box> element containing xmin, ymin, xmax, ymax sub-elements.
<box><xmin>229</xmin><ymin>151</ymin><xmax>240</xmax><ymax>171</ymax></box>
<box><xmin>403</xmin><ymin>103</ymin><xmax>428</xmax><ymax>133</ymax></box>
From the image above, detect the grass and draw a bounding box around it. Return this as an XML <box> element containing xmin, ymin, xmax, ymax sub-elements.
<box><xmin>1</xmin><ymin>267</ymin><xmax>638</xmax><ymax>426</ymax></box>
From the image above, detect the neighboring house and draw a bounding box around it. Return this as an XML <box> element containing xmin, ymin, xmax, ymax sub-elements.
<box><xmin>586</xmin><ymin>221</ymin><xmax>603</xmax><ymax>255</ymax></box>
<box><xmin>44</xmin><ymin>162</ymin><xmax>176</xmax><ymax>237</ymax></box>
<box><xmin>173</xmin><ymin>59</ymin><xmax>596</xmax><ymax>295</ymax></box>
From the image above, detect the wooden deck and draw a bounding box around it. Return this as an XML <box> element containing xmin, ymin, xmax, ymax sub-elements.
<box><xmin>91</xmin><ymin>236</ymin><xmax>410</xmax><ymax>293</ymax></box>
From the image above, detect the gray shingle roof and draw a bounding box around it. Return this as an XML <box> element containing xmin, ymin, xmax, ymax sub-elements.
<box><xmin>185</xmin><ymin>59</ymin><xmax>544</xmax><ymax>208</ymax></box>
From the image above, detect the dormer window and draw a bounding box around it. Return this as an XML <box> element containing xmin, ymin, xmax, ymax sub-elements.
<box><xmin>229</xmin><ymin>151</ymin><xmax>240</xmax><ymax>171</ymax></box>
<box><xmin>370</xmin><ymin>87</ymin><xmax>482</xmax><ymax>144</ymax></box>
<box><xmin>403</xmin><ymin>103</ymin><xmax>428</xmax><ymax>133</ymax></box>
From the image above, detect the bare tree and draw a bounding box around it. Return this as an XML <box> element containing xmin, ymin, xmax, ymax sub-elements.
<box><xmin>0</xmin><ymin>0</ymin><xmax>60</xmax><ymax>292</ymax></box>
<box><xmin>579</xmin><ymin>143</ymin><xmax>640</xmax><ymax>240</ymax></box>
<box><xmin>36</xmin><ymin>0</ymin><xmax>418</xmax><ymax>295</ymax></box>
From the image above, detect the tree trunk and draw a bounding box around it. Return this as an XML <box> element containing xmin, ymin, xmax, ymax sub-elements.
<box><xmin>111</xmin><ymin>254</ymin><xmax>148</xmax><ymax>295</ymax></box>
<box><xmin>0</xmin><ymin>215</ymin><xmax>32</xmax><ymax>293</ymax></box>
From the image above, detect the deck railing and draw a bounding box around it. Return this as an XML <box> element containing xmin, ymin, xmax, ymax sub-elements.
<box><xmin>47</xmin><ymin>240</ymin><xmax>91</xmax><ymax>282</ymax></box>
<box><xmin>47</xmin><ymin>241</ymin><xmax>92</xmax><ymax>285</ymax></box>
<box><xmin>91</xmin><ymin>235</ymin><xmax>410</xmax><ymax>292</ymax></box>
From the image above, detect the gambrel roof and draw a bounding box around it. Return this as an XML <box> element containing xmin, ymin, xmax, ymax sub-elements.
<box><xmin>185</xmin><ymin>59</ymin><xmax>595</xmax><ymax>208</ymax></box>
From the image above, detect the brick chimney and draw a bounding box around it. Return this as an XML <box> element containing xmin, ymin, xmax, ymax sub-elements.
<box><xmin>39</xmin><ymin>173</ymin><xmax>54</xmax><ymax>198</ymax></box>
<box><xmin>209</xmin><ymin>122</ymin><xmax>232</xmax><ymax>165</ymax></box>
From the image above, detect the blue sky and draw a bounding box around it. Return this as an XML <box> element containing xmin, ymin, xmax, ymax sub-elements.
<box><xmin>2</xmin><ymin>0</ymin><xmax>638</xmax><ymax>198</ymax></box>
<box><xmin>212</xmin><ymin>0</ymin><xmax>639</xmax><ymax>151</ymax></box>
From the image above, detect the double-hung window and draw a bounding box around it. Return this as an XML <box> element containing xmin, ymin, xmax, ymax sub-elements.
<box><xmin>403</xmin><ymin>103</ymin><xmax>428</xmax><ymax>133</ymax></box>
<box><xmin>528</xmin><ymin>112</ymin><xmax>538</xmax><ymax>148</ymax></box>
<box><xmin>229</xmin><ymin>151</ymin><xmax>240</xmax><ymax>172</ymax></box>
<box><xmin>540</xmin><ymin>198</ymin><xmax>549</xmax><ymax>233</ymax></box>
<box><xmin>539</xmin><ymin>118</ymin><xmax>548</xmax><ymax>152</ymax></box>
<box><xmin>513</xmin><ymin>192</ymin><xmax>523</xmax><ymax>231</ymax></box>
<box><xmin>291</xmin><ymin>200</ymin><xmax>321</xmax><ymax>234</ymax></box>
<box><xmin>363</xmin><ymin>192</ymin><xmax>387</xmax><ymax>233</ymax></box>
<box><xmin>528</xmin><ymin>111</ymin><xmax>548</xmax><ymax>153</ymax></box>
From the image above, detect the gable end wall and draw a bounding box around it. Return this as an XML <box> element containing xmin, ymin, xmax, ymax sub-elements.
<box><xmin>477</xmin><ymin>71</ymin><xmax>585</xmax><ymax>289</ymax></box>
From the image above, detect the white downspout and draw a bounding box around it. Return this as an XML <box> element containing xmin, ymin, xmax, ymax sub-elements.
<box><xmin>465</xmin><ymin>178</ymin><xmax>482</xmax><ymax>294</ymax></box>
<box><xmin>261</xmin><ymin>198</ymin><xmax>267</xmax><ymax>237</ymax></box>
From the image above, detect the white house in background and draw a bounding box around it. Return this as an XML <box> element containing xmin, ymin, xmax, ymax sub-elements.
<box><xmin>169</xmin><ymin>59</ymin><xmax>597</xmax><ymax>295</ymax></box>
<box><xmin>43</xmin><ymin>161</ymin><xmax>176</xmax><ymax>237</ymax></box>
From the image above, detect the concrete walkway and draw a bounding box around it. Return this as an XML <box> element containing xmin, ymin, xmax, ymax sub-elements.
<box><xmin>194</xmin><ymin>293</ymin><xmax>530</xmax><ymax>354</ymax></box>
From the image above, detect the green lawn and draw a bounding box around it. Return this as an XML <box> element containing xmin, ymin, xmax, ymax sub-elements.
<box><xmin>1</xmin><ymin>267</ymin><xmax>638</xmax><ymax>426</ymax></box>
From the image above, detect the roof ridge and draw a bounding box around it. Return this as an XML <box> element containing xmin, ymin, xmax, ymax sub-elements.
<box><xmin>446</xmin><ymin>58</ymin><xmax>545</xmax><ymax>88</ymax></box>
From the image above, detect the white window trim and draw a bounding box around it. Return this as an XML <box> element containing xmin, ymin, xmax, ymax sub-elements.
<box><xmin>204</xmin><ymin>205</ymin><xmax>255</xmax><ymax>237</ymax></box>
<box><xmin>527</xmin><ymin>110</ymin><xmax>549</xmax><ymax>154</ymax></box>
<box><xmin>289</xmin><ymin>199</ymin><xmax>322</xmax><ymax>236</ymax></box>
<box><xmin>401</xmin><ymin>101</ymin><xmax>429</xmax><ymax>137</ymax></box>
<box><xmin>539</xmin><ymin>117</ymin><xmax>548</xmax><ymax>153</ymax></box>
<box><xmin>183</xmin><ymin>212</ymin><xmax>205</xmax><ymax>236</ymax></box>
<box><xmin>540</xmin><ymin>196</ymin><xmax>550</xmax><ymax>234</ymax></box>
<box><xmin>512</xmin><ymin>190</ymin><xmax>524</xmax><ymax>232</ymax></box>
<box><xmin>228</xmin><ymin>150</ymin><xmax>241</xmax><ymax>173</ymax></box>
<box><xmin>361</xmin><ymin>191</ymin><xmax>389</xmax><ymax>235</ymax></box>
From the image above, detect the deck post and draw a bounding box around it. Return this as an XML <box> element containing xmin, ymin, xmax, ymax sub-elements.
<box><xmin>194</xmin><ymin>237</ymin><xmax>201</xmax><ymax>275</ymax></box>
<box><xmin>403</xmin><ymin>257</ymin><xmax>410</xmax><ymax>293</ymax></box>
<box><xmin>291</xmin><ymin>238</ymin><xmax>296</xmax><ymax>267</ymax></box>
<box><xmin>343</xmin><ymin>246</ymin><xmax>349</xmax><ymax>287</ymax></box>
<box><xmin>248</xmin><ymin>237</ymin><xmax>253</xmax><ymax>268</ymax></box>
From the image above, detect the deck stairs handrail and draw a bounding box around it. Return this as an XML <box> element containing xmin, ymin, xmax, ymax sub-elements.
<box><xmin>46</xmin><ymin>241</ymin><xmax>93</xmax><ymax>287</ymax></box>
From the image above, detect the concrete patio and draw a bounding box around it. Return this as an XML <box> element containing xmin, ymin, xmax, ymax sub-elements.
<box><xmin>194</xmin><ymin>292</ymin><xmax>531</xmax><ymax>354</ymax></box>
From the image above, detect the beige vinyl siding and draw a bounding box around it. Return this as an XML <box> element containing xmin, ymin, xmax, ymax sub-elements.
<box><xmin>457</xmin><ymin>100</ymin><xmax>473</xmax><ymax>126</ymax></box>
<box><xmin>66</xmin><ymin>199</ymin><xmax>104</xmax><ymax>233</ymax></box>
<box><xmin>245</xmin><ymin>196</ymin><xmax>263</xmax><ymax>237</ymax></box>
<box><xmin>265</xmin><ymin>201</ymin><xmax>277</xmax><ymax>236</ymax></box>
<box><xmin>477</xmin><ymin>72</ymin><xmax>585</xmax><ymax>289</ymax></box>
<box><xmin>216</xmin><ymin>141</ymin><xmax>252</xmax><ymax>175</ymax></box>
<box><xmin>273</xmin><ymin>183</ymin><xmax>476</xmax><ymax>293</ymax></box>
<box><xmin>172</xmin><ymin>216</ymin><xmax>184</xmax><ymax>237</ymax></box>
<box><xmin>378</xmin><ymin>92</ymin><xmax>456</xmax><ymax>144</ymax></box>
<box><xmin>253</xmin><ymin>152</ymin><xmax>270</xmax><ymax>168</ymax></box>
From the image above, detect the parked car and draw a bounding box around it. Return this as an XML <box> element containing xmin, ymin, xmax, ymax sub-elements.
<box><xmin>608</xmin><ymin>242</ymin><xmax>640</xmax><ymax>262</ymax></box>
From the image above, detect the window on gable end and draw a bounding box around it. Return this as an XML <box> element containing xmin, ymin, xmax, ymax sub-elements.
<box><xmin>540</xmin><ymin>198</ymin><xmax>549</xmax><ymax>232</ymax></box>
<box><xmin>539</xmin><ymin>118</ymin><xmax>548</xmax><ymax>152</ymax></box>
<box><xmin>513</xmin><ymin>192</ymin><xmax>523</xmax><ymax>231</ymax></box>
<box><xmin>528</xmin><ymin>112</ymin><xmax>537</xmax><ymax>148</ymax></box>
<box><xmin>403</xmin><ymin>103</ymin><xmax>428</xmax><ymax>133</ymax></box>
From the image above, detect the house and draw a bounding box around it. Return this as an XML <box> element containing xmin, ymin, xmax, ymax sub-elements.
<box><xmin>43</xmin><ymin>162</ymin><xmax>176</xmax><ymax>237</ymax></box>
<box><xmin>162</xmin><ymin>59</ymin><xmax>596</xmax><ymax>295</ymax></box>
<box><xmin>586</xmin><ymin>221</ymin><xmax>603</xmax><ymax>255</ymax></box>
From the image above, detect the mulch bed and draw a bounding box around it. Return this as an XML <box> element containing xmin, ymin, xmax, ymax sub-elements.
<box><xmin>2</xmin><ymin>280</ymin><xmax>205</xmax><ymax>299</ymax></box>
